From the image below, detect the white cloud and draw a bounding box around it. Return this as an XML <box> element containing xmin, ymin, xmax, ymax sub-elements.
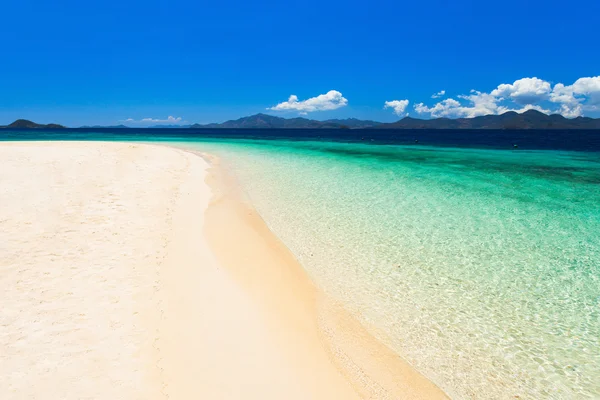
<box><xmin>414</xmin><ymin>98</ymin><xmax>462</xmax><ymax>117</ymax></box>
<box><xmin>572</xmin><ymin>76</ymin><xmax>600</xmax><ymax>102</ymax></box>
<box><xmin>414</xmin><ymin>76</ymin><xmax>600</xmax><ymax>119</ymax></box>
<box><xmin>431</xmin><ymin>90</ymin><xmax>446</xmax><ymax>99</ymax></box>
<box><xmin>414</xmin><ymin>97</ymin><xmax>550</xmax><ymax>118</ymax></box>
<box><xmin>490</xmin><ymin>77</ymin><xmax>551</xmax><ymax>105</ymax></box>
<box><xmin>549</xmin><ymin>76</ymin><xmax>600</xmax><ymax>117</ymax></box>
<box><xmin>123</xmin><ymin>116</ymin><xmax>184</xmax><ymax>125</ymax></box>
<box><xmin>268</xmin><ymin>90</ymin><xmax>348</xmax><ymax>113</ymax></box>
<box><xmin>550</xmin><ymin>83</ymin><xmax>578</xmax><ymax>105</ymax></box>
<box><xmin>456</xmin><ymin>91</ymin><xmax>509</xmax><ymax>117</ymax></box>
<box><xmin>384</xmin><ymin>99</ymin><xmax>410</xmax><ymax>115</ymax></box>
<box><xmin>415</xmin><ymin>92</ymin><xmax>508</xmax><ymax>118</ymax></box>
<box><xmin>557</xmin><ymin>104</ymin><xmax>583</xmax><ymax>118</ymax></box>
<box><xmin>549</xmin><ymin>83</ymin><xmax>582</xmax><ymax>117</ymax></box>
<box><xmin>509</xmin><ymin>104</ymin><xmax>551</xmax><ymax>114</ymax></box>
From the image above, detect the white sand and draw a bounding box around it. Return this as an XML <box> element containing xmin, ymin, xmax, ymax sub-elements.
<box><xmin>0</xmin><ymin>142</ymin><xmax>201</xmax><ymax>399</ymax></box>
<box><xmin>0</xmin><ymin>142</ymin><xmax>370</xmax><ymax>399</ymax></box>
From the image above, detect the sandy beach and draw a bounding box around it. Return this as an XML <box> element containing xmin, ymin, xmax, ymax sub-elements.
<box><xmin>0</xmin><ymin>142</ymin><xmax>446</xmax><ymax>399</ymax></box>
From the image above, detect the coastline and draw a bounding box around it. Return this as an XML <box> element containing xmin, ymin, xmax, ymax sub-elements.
<box><xmin>198</xmin><ymin>150</ymin><xmax>448</xmax><ymax>399</ymax></box>
<box><xmin>1</xmin><ymin>141</ymin><xmax>447</xmax><ymax>399</ymax></box>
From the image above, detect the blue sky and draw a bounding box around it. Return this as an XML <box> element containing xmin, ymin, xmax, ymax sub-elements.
<box><xmin>2</xmin><ymin>0</ymin><xmax>599</xmax><ymax>126</ymax></box>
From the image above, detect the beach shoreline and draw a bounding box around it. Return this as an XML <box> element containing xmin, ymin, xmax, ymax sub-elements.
<box><xmin>198</xmin><ymin>149</ymin><xmax>448</xmax><ymax>399</ymax></box>
<box><xmin>0</xmin><ymin>141</ymin><xmax>447</xmax><ymax>399</ymax></box>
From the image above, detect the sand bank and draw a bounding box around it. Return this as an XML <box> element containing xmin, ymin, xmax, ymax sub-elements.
<box><xmin>0</xmin><ymin>141</ymin><xmax>447</xmax><ymax>399</ymax></box>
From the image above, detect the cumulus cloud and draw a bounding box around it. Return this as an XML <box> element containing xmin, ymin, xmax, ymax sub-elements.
<box><xmin>431</xmin><ymin>90</ymin><xmax>446</xmax><ymax>99</ymax></box>
<box><xmin>123</xmin><ymin>116</ymin><xmax>184</xmax><ymax>125</ymax></box>
<box><xmin>414</xmin><ymin>98</ymin><xmax>463</xmax><ymax>117</ymax></box>
<box><xmin>573</xmin><ymin>76</ymin><xmax>600</xmax><ymax>103</ymax></box>
<box><xmin>413</xmin><ymin>76</ymin><xmax>600</xmax><ymax>118</ymax></box>
<box><xmin>415</xmin><ymin>92</ymin><xmax>508</xmax><ymax>118</ymax></box>
<box><xmin>384</xmin><ymin>99</ymin><xmax>410</xmax><ymax>115</ymax></box>
<box><xmin>557</xmin><ymin>104</ymin><xmax>583</xmax><ymax>118</ymax></box>
<box><xmin>457</xmin><ymin>91</ymin><xmax>509</xmax><ymax>117</ymax></box>
<box><xmin>510</xmin><ymin>104</ymin><xmax>551</xmax><ymax>114</ymax></box>
<box><xmin>268</xmin><ymin>90</ymin><xmax>348</xmax><ymax>114</ymax></box>
<box><xmin>490</xmin><ymin>77</ymin><xmax>551</xmax><ymax>105</ymax></box>
<box><xmin>549</xmin><ymin>76</ymin><xmax>600</xmax><ymax>117</ymax></box>
<box><xmin>550</xmin><ymin>83</ymin><xmax>578</xmax><ymax>105</ymax></box>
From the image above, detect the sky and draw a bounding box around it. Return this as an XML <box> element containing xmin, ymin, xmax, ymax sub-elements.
<box><xmin>1</xmin><ymin>0</ymin><xmax>599</xmax><ymax>127</ymax></box>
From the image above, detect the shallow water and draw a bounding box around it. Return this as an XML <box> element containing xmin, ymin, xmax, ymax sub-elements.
<box><xmin>179</xmin><ymin>140</ymin><xmax>600</xmax><ymax>399</ymax></box>
<box><xmin>3</xmin><ymin>130</ymin><xmax>600</xmax><ymax>398</ymax></box>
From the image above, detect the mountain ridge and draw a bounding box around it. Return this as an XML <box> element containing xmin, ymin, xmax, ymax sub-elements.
<box><xmin>190</xmin><ymin>113</ymin><xmax>380</xmax><ymax>129</ymax></box>
<box><xmin>377</xmin><ymin>110</ymin><xmax>600</xmax><ymax>129</ymax></box>
<box><xmin>2</xmin><ymin>111</ymin><xmax>600</xmax><ymax>130</ymax></box>
<box><xmin>1</xmin><ymin>119</ymin><xmax>65</xmax><ymax>129</ymax></box>
<box><xmin>79</xmin><ymin>124</ymin><xmax>130</xmax><ymax>129</ymax></box>
<box><xmin>190</xmin><ymin>110</ymin><xmax>600</xmax><ymax>129</ymax></box>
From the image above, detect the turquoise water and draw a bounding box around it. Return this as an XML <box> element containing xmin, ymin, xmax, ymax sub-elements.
<box><xmin>3</xmin><ymin>129</ymin><xmax>599</xmax><ymax>398</ymax></box>
<box><xmin>177</xmin><ymin>140</ymin><xmax>600</xmax><ymax>399</ymax></box>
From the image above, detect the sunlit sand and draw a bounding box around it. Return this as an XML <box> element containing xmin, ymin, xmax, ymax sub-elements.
<box><xmin>0</xmin><ymin>142</ymin><xmax>445</xmax><ymax>399</ymax></box>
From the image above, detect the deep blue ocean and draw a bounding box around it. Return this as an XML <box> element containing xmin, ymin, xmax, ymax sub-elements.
<box><xmin>2</xmin><ymin>127</ymin><xmax>600</xmax><ymax>151</ymax></box>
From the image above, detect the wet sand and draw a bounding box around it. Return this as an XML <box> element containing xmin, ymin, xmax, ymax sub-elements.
<box><xmin>200</xmin><ymin>151</ymin><xmax>447</xmax><ymax>400</ymax></box>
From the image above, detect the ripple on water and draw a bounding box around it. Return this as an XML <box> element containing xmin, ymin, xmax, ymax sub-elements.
<box><xmin>182</xmin><ymin>140</ymin><xmax>600</xmax><ymax>399</ymax></box>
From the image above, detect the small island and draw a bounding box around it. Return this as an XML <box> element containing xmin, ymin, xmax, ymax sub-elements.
<box><xmin>0</xmin><ymin>119</ymin><xmax>65</xmax><ymax>129</ymax></box>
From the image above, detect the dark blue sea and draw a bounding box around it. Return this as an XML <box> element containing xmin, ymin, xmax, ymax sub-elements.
<box><xmin>1</xmin><ymin>128</ymin><xmax>600</xmax><ymax>152</ymax></box>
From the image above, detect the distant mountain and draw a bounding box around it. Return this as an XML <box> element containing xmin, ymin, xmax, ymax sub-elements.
<box><xmin>190</xmin><ymin>111</ymin><xmax>600</xmax><ymax>130</ymax></box>
<box><xmin>190</xmin><ymin>113</ymin><xmax>376</xmax><ymax>129</ymax></box>
<box><xmin>322</xmin><ymin>118</ymin><xmax>380</xmax><ymax>128</ymax></box>
<box><xmin>148</xmin><ymin>124</ymin><xmax>192</xmax><ymax>128</ymax></box>
<box><xmin>1</xmin><ymin>119</ymin><xmax>65</xmax><ymax>129</ymax></box>
<box><xmin>4</xmin><ymin>111</ymin><xmax>600</xmax><ymax>131</ymax></box>
<box><xmin>80</xmin><ymin>124</ymin><xmax>189</xmax><ymax>128</ymax></box>
<box><xmin>378</xmin><ymin>110</ymin><xmax>600</xmax><ymax>129</ymax></box>
<box><xmin>80</xmin><ymin>124</ymin><xmax>129</xmax><ymax>128</ymax></box>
